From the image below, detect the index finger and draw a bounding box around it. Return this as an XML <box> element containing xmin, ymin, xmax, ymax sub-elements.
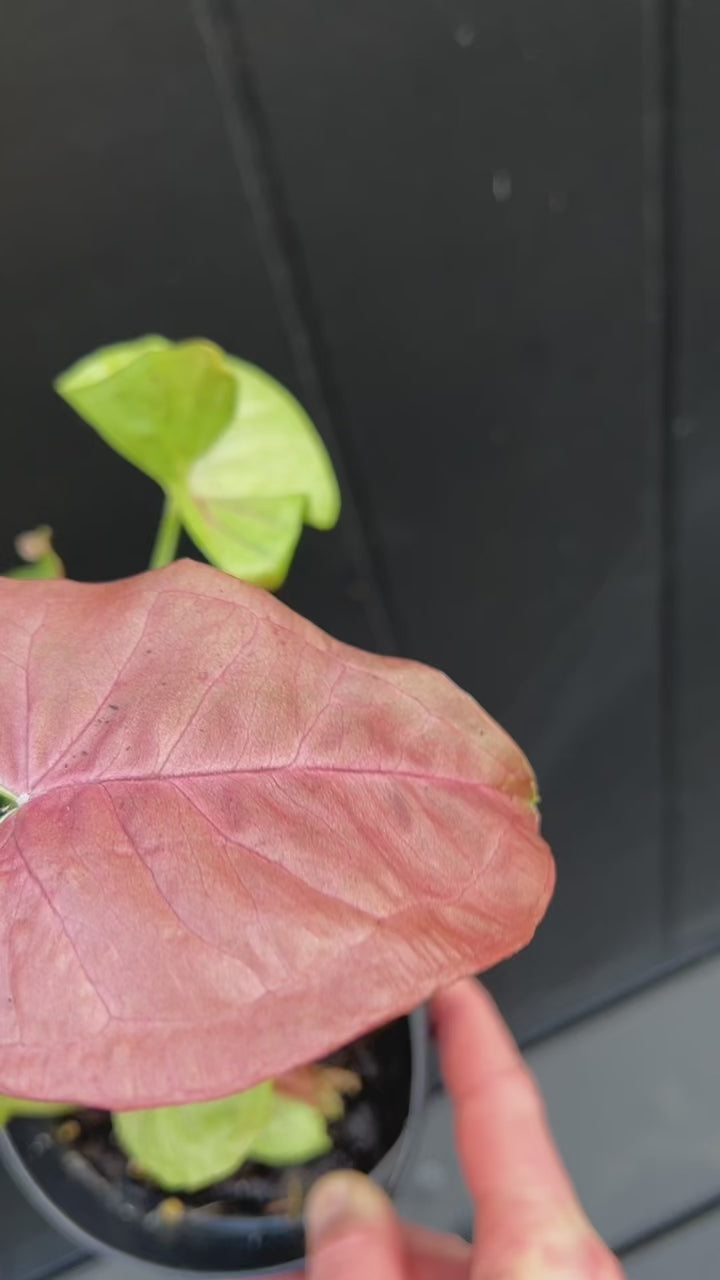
<box><xmin>433</xmin><ymin>978</ymin><xmax>578</xmax><ymax>1214</ymax></box>
<box><xmin>432</xmin><ymin>978</ymin><xmax>625</xmax><ymax>1280</ymax></box>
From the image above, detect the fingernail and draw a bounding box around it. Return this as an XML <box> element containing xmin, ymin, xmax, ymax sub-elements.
<box><xmin>305</xmin><ymin>1171</ymin><xmax>389</xmax><ymax>1241</ymax></box>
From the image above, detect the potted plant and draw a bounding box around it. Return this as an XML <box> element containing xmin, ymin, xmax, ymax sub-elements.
<box><xmin>0</xmin><ymin>337</ymin><xmax>555</xmax><ymax>1276</ymax></box>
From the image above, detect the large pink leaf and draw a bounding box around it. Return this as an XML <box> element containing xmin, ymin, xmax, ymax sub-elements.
<box><xmin>0</xmin><ymin>561</ymin><xmax>554</xmax><ymax>1108</ymax></box>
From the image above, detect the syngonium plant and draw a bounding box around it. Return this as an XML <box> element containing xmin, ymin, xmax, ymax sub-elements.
<box><xmin>0</xmin><ymin>337</ymin><xmax>554</xmax><ymax>1197</ymax></box>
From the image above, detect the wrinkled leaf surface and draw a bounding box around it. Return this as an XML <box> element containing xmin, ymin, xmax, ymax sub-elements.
<box><xmin>0</xmin><ymin>561</ymin><xmax>554</xmax><ymax>1109</ymax></box>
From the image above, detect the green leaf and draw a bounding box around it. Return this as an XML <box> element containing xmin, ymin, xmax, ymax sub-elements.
<box><xmin>247</xmin><ymin>1092</ymin><xmax>333</xmax><ymax>1167</ymax></box>
<box><xmin>8</xmin><ymin>561</ymin><xmax>60</xmax><ymax>581</ymax></box>
<box><xmin>112</xmin><ymin>1082</ymin><xmax>274</xmax><ymax>1194</ymax></box>
<box><xmin>55</xmin><ymin>338</ymin><xmax>236</xmax><ymax>486</ymax></box>
<box><xmin>177</xmin><ymin>357</ymin><xmax>341</xmax><ymax>588</ymax></box>
<box><xmin>0</xmin><ymin>1097</ymin><xmax>74</xmax><ymax>1127</ymax></box>
<box><xmin>5</xmin><ymin>527</ymin><xmax>65</xmax><ymax>580</ymax></box>
<box><xmin>190</xmin><ymin>358</ymin><xmax>340</xmax><ymax>528</ymax></box>
<box><xmin>175</xmin><ymin>493</ymin><xmax>307</xmax><ymax>590</ymax></box>
<box><xmin>0</xmin><ymin>787</ymin><xmax>19</xmax><ymax>824</ymax></box>
<box><xmin>56</xmin><ymin>337</ymin><xmax>341</xmax><ymax>589</ymax></box>
<box><xmin>58</xmin><ymin>334</ymin><xmax>171</xmax><ymax>382</ymax></box>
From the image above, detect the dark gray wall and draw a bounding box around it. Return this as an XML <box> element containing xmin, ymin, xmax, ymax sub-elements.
<box><xmin>671</xmin><ymin>1</ymin><xmax>720</xmax><ymax>954</ymax></box>
<box><xmin>1</xmin><ymin>0</ymin><xmax>717</xmax><ymax>1046</ymax></box>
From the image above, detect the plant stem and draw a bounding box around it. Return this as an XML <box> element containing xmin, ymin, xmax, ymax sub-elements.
<box><xmin>149</xmin><ymin>497</ymin><xmax>182</xmax><ymax>569</ymax></box>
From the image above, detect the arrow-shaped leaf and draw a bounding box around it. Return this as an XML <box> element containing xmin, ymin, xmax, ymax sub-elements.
<box><xmin>56</xmin><ymin>339</ymin><xmax>340</xmax><ymax>588</ymax></box>
<box><xmin>0</xmin><ymin>561</ymin><xmax>553</xmax><ymax>1110</ymax></box>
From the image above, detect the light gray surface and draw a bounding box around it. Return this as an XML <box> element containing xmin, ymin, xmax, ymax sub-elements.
<box><xmin>399</xmin><ymin>955</ymin><xmax>720</xmax><ymax>1252</ymax></box>
<box><xmin>396</xmin><ymin>1089</ymin><xmax>471</xmax><ymax>1236</ymax></box>
<box><xmin>67</xmin><ymin>1211</ymin><xmax>720</xmax><ymax>1280</ymax></box>
<box><xmin>59</xmin><ymin>957</ymin><xmax>720</xmax><ymax>1276</ymax></box>
<box><xmin>624</xmin><ymin>1209</ymin><xmax>720</xmax><ymax>1279</ymax></box>
<box><xmin>70</xmin><ymin>1263</ymin><xmax>155</xmax><ymax>1280</ymax></box>
<box><xmin>529</xmin><ymin>956</ymin><xmax>720</xmax><ymax>1249</ymax></box>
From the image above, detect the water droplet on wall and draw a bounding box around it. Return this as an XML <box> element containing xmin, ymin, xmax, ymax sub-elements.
<box><xmin>492</xmin><ymin>171</ymin><xmax>512</xmax><ymax>202</ymax></box>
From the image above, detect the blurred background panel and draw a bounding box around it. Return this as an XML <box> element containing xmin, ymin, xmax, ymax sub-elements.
<box><xmin>235</xmin><ymin>0</ymin><xmax>665</xmax><ymax>1035</ymax></box>
<box><xmin>0</xmin><ymin>0</ymin><xmax>718</xmax><ymax>1111</ymax></box>
<box><xmin>0</xmin><ymin>0</ymin><xmax>395</xmax><ymax>655</ymax></box>
<box><xmin>670</xmin><ymin>1</ymin><xmax>720</xmax><ymax>955</ymax></box>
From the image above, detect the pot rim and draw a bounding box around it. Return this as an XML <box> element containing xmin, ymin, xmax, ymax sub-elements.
<box><xmin>0</xmin><ymin>1006</ymin><xmax>429</xmax><ymax>1277</ymax></box>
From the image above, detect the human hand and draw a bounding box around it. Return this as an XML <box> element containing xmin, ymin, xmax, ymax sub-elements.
<box><xmin>295</xmin><ymin>978</ymin><xmax>624</xmax><ymax>1278</ymax></box>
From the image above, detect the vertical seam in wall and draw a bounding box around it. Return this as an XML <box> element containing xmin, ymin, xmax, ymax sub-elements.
<box><xmin>658</xmin><ymin>0</ymin><xmax>679</xmax><ymax>947</ymax></box>
<box><xmin>644</xmin><ymin>0</ymin><xmax>678</xmax><ymax>944</ymax></box>
<box><xmin>190</xmin><ymin>0</ymin><xmax>401</xmax><ymax>656</ymax></box>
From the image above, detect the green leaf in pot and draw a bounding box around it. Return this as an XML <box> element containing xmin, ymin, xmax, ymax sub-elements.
<box><xmin>113</xmin><ymin>1082</ymin><xmax>274</xmax><ymax>1194</ymax></box>
<box><xmin>0</xmin><ymin>1097</ymin><xmax>75</xmax><ymax>1126</ymax></box>
<box><xmin>246</xmin><ymin>1091</ymin><xmax>333</xmax><ymax>1167</ymax></box>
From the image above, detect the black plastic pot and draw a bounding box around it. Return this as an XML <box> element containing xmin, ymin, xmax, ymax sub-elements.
<box><xmin>0</xmin><ymin>1009</ymin><xmax>428</xmax><ymax>1277</ymax></box>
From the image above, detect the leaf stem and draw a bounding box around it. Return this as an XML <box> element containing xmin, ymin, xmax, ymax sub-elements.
<box><xmin>0</xmin><ymin>787</ymin><xmax>19</xmax><ymax>824</ymax></box>
<box><xmin>149</xmin><ymin>497</ymin><xmax>182</xmax><ymax>570</ymax></box>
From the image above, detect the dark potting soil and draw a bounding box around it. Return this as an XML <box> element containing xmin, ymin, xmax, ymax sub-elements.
<box><xmin>44</xmin><ymin>1020</ymin><xmax>412</xmax><ymax>1223</ymax></box>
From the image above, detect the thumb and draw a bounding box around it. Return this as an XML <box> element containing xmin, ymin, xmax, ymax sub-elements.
<box><xmin>304</xmin><ymin>1171</ymin><xmax>408</xmax><ymax>1280</ymax></box>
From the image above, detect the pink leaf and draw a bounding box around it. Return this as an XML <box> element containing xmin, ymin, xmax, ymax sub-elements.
<box><xmin>0</xmin><ymin>561</ymin><xmax>554</xmax><ymax>1108</ymax></box>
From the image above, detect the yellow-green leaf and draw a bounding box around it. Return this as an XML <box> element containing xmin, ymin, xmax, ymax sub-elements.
<box><xmin>55</xmin><ymin>338</ymin><xmax>236</xmax><ymax>486</ymax></box>
<box><xmin>55</xmin><ymin>338</ymin><xmax>341</xmax><ymax>589</ymax></box>
<box><xmin>58</xmin><ymin>334</ymin><xmax>171</xmax><ymax>382</ymax></box>
<box><xmin>190</xmin><ymin>358</ymin><xmax>340</xmax><ymax>528</ymax></box>
<box><xmin>178</xmin><ymin>356</ymin><xmax>340</xmax><ymax>587</ymax></box>
<box><xmin>0</xmin><ymin>1097</ymin><xmax>74</xmax><ymax>1127</ymax></box>
<box><xmin>247</xmin><ymin>1092</ymin><xmax>333</xmax><ymax>1167</ymax></box>
<box><xmin>175</xmin><ymin>493</ymin><xmax>306</xmax><ymax>590</ymax></box>
<box><xmin>112</xmin><ymin>1083</ymin><xmax>274</xmax><ymax>1194</ymax></box>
